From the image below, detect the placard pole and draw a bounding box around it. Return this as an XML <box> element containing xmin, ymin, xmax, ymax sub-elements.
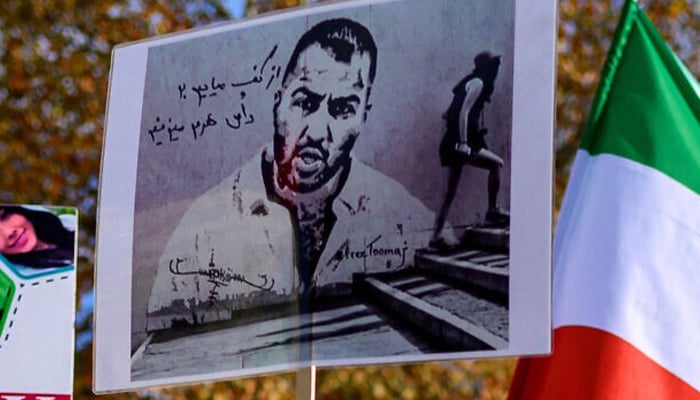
<box><xmin>295</xmin><ymin>365</ymin><xmax>316</xmax><ymax>400</ymax></box>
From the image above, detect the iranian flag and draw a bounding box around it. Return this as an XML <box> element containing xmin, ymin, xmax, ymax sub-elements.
<box><xmin>508</xmin><ymin>0</ymin><xmax>700</xmax><ymax>398</ymax></box>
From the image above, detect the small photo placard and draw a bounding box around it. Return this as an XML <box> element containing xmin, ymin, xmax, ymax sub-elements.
<box><xmin>0</xmin><ymin>205</ymin><xmax>77</xmax><ymax>397</ymax></box>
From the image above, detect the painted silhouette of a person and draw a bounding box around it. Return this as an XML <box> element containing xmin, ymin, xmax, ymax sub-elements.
<box><xmin>431</xmin><ymin>51</ymin><xmax>509</xmax><ymax>249</ymax></box>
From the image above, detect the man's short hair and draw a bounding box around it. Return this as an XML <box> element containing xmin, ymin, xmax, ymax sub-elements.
<box><xmin>282</xmin><ymin>18</ymin><xmax>378</xmax><ymax>86</ymax></box>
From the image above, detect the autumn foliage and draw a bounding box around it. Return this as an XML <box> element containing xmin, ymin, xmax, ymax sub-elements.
<box><xmin>0</xmin><ymin>0</ymin><xmax>697</xmax><ymax>398</ymax></box>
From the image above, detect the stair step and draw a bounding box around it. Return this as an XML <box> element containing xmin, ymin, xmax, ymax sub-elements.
<box><xmin>405</xmin><ymin>282</ymin><xmax>446</xmax><ymax>296</ymax></box>
<box><xmin>461</xmin><ymin>226</ymin><xmax>509</xmax><ymax>252</ymax></box>
<box><xmin>357</xmin><ymin>277</ymin><xmax>507</xmax><ymax>350</ymax></box>
<box><xmin>414</xmin><ymin>250</ymin><xmax>508</xmax><ymax>296</ymax></box>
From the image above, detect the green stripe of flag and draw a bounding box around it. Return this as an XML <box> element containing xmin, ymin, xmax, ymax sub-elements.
<box><xmin>580</xmin><ymin>0</ymin><xmax>700</xmax><ymax>194</ymax></box>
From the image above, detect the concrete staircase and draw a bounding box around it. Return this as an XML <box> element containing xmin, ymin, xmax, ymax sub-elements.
<box><xmin>354</xmin><ymin>225</ymin><xmax>511</xmax><ymax>351</ymax></box>
<box><xmin>136</xmin><ymin>226</ymin><xmax>512</xmax><ymax>375</ymax></box>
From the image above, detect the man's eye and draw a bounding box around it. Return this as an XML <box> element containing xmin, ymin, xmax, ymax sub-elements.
<box><xmin>328</xmin><ymin>102</ymin><xmax>356</xmax><ymax>119</ymax></box>
<box><xmin>292</xmin><ymin>96</ymin><xmax>320</xmax><ymax>116</ymax></box>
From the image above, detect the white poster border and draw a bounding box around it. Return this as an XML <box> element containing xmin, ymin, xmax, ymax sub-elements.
<box><xmin>95</xmin><ymin>0</ymin><xmax>555</xmax><ymax>392</ymax></box>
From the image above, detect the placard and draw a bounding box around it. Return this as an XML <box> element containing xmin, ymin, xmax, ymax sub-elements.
<box><xmin>95</xmin><ymin>0</ymin><xmax>555</xmax><ymax>392</ymax></box>
<box><xmin>0</xmin><ymin>205</ymin><xmax>77</xmax><ymax>398</ymax></box>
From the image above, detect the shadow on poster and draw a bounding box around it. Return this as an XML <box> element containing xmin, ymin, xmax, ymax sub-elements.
<box><xmin>95</xmin><ymin>0</ymin><xmax>554</xmax><ymax>392</ymax></box>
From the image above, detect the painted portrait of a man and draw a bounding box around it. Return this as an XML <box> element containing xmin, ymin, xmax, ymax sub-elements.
<box><xmin>146</xmin><ymin>18</ymin><xmax>437</xmax><ymax>329</ymax></box>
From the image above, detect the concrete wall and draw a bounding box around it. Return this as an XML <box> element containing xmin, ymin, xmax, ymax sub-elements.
<box><xmin>131</xmin><ymin>0</ymin><xmax>515</xmax><ymax>338</ymax></box>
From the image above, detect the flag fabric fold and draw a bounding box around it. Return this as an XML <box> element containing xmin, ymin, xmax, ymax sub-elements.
<box><xmin>508</xmin><ymin>0</ymin><xmax>700</xmax><ymax>398</ymax></box>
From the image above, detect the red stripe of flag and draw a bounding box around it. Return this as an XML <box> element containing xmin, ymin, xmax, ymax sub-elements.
<box><xmin>508</xmin><ymin>326</ymin><xmax>700</xmax><ymax>400</ymax></box>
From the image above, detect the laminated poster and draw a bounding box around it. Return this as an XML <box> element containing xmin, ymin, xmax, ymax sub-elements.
<box><xmin>95</xmin><ymin>0</ymin><xmax>556</xmax><ymax>392</ymax></box>
<box><xmin>0</xmin><ymin>205</ymin><xmax>77</xmax><ymax>399</ymax></box>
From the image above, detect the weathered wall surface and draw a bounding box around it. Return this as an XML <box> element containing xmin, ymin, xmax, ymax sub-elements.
<box><xmin>131</xmin><ymin>0</ymin><xmax>515</xmax><ymax>337</ymax></box>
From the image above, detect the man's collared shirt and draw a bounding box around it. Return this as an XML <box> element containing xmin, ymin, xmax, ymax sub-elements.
<box><xmin>147</xmin><ymin>147</ymin><xmax>436</xmax><ymax>330</ymax></box>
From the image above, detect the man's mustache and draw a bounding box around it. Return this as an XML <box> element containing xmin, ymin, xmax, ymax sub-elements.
<box><xmin>288</xmin><ymin>141</ymin><xmax>329</xmax><ymax>164</ymax></box>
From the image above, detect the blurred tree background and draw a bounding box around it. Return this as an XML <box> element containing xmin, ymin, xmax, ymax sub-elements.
<box><xmin>0</xmin><ymin>0</ymin><xmax>697</xmax><ymax>398</ymax></box>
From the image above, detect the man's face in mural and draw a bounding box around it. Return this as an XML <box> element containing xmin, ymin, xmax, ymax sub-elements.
<box><xmin>274</xmin><ymin>43</ymin><xmax>372</xmax><ymax>193</ymax></box>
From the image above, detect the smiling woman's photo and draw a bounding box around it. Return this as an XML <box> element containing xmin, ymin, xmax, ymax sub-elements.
<box><xmin>0</xmin><ymin>204</ymin><xmax>78</xmax><ymax>393</ymax></box>
<box><xmin>0</xmin><ymin>205</ymin><xmax>76</xmax><ymax>270</ymax></box>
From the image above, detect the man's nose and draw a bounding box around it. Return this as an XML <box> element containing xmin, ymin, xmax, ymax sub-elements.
<box><xmin>302</xmin><ymin>107</ymin><xmax>332</xmax><ymax>143</ymax></box>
